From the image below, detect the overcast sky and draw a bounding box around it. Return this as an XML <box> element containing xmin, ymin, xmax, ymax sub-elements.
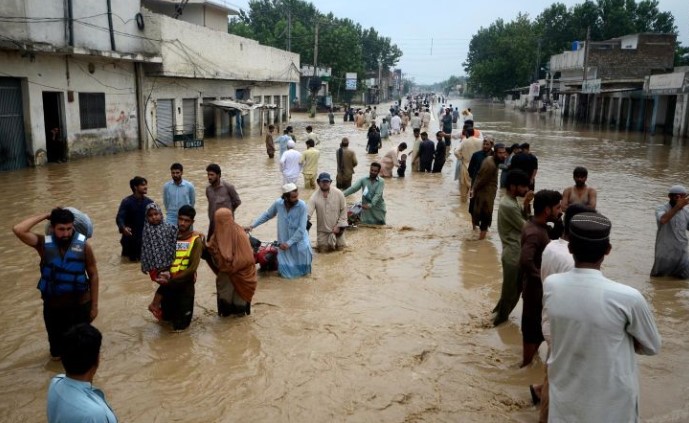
<box><xmin>226</xmin><ymin>0</ymin><xmax>688</xmax><ymax>85</ymax></box>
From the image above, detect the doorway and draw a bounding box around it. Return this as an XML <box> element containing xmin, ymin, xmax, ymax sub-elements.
<box><xmin>42</xmin><ymin>91</ymin><xmax>66</xmax><ymax>162</ymax></box>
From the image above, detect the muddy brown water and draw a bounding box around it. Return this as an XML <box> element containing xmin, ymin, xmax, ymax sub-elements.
<box><xmin>1</xmin><ymin>101</ymin><xmax>688</xmax><ymax>422</ymax></box>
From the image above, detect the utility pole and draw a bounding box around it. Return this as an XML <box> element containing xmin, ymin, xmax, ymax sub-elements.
<box><xmin>287</xmin><ymin>7</ymin><xmax>291</xmax><ymax>51</ymax></box>
<box><xmin>578</xmin><ymin>26</ymin><xmax>591</xmax><ymax>122</ymax></box>
<box><xmin>378</xmin><ymin>56</ymin><xmax>383</xmax><ymax>103</ymax></box>
<box><xmin>309</xmin><ymin>21</ymin><xmax>319</xmax><ymax>117</ymax></box>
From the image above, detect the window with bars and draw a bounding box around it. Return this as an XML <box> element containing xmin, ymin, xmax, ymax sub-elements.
<box><xmin>78</xmin><ymin>93</ymin><xmax>106</xmax><ymax>129</ymax></box>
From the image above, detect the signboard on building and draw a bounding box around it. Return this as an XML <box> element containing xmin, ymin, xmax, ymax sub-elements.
<box><xmin>582</xmin><ymin>78</ymin><xmax>601</xmax><ymax>94</ymax></box>
<box><xmin>345</xmin><ymin>73</ymin><xmax>357</xmax><ymax>90</ymax></box>
<box><xmin>529</xmin><ymin>83</ymin><xmax>540</xmax><ymax>98</ymax></box>
<box><xmin>646</xmin><ymin>72</ymin><xmax>689</xmax><ymax>95</ymax></box>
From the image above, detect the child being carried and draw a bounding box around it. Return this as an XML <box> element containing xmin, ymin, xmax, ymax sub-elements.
<box><xmin>141</xmin><ymin>203</ymin><xmax>178</xmax><ymax>320</ymax></box>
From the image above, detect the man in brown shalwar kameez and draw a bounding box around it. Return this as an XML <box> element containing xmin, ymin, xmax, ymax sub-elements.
<box><xmin>470</xmin><ymin>143</ymin><xmax>508</xmax><ymax>240</ymax></box>
<box><xmin>336</xmin><ymin>137</ymin><xmax>358</xmax><ymax>190</ymax></box>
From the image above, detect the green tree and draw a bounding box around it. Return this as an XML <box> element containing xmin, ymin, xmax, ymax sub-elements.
<box><xmin>463</xmin><ymin>14</ymin><xmax>537</xmax><ymax>97</ymax></box>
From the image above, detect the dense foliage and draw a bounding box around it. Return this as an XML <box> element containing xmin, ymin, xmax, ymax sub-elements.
<box><xmin>463</xmin><ymin>0</ymin><xmax>681</xmax><ymax>97</ymax></box>
<box><xmin>228</xmin><ymin>0</ymin><xmax>402</xmax><ymax>98</ymax></box>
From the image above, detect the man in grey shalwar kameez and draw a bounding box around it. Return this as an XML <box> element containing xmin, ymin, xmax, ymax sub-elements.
<box><xmin>651</xmin><ymin>185</ymin><xmax>689</xmax><ymax>279</ymax></box>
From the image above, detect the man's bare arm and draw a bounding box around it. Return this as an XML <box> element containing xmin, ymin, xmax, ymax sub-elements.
<box><xmin>12</xmin><ymin>212</ymin><xmax>50</xmax><ymax>247</ymax></box>
<box><xmin>659</xmin><ymin>197</ymin><xmax>689</xmax><ymax>224</ymax></box>
<box><xmin>85</xmin><ymin>242</ymin><xmax>99</xmax><ymax>322</ymax></box>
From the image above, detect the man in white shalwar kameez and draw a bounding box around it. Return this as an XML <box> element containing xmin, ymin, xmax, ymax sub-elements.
<box><xmin>544</xmin><ymin>212</ymin><xmax>661</xmax><ymax>423</ymax></box>
<box><xmin>280</xmin><ymin>140</ymin><xmax>302</xmax><ymax>185</ymax></box>
<box><xmin>650</xmin><ymin>184</ymin><xmax>689</xmax><ymax>279</ymax></box>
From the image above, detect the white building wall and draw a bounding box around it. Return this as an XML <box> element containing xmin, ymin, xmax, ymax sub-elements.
<box><xmin>1</xmin><ymin>50</ymin><xmax>139</xmax><ymax>161</ymax></box>
<box><xmin>179</xmin><ymin>4</ymin><xmax>229</xmax><ymax>32</ymax></box>
<box><xmin>143</xmin><ymin>77</ymin><xmax>290</xmax><ymax>145</ymax></box>
<box><xmin>0</xmin><ymin>0</ymin><xmax>152</xmax><ymax>55</ymax></box>
<box><xmin>143</xmin><ymin>10</ymin><xmax>299</xmax><ymax>82</ymax></box>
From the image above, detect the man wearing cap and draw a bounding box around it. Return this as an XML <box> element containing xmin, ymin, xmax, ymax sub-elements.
<box><xmin>336</xmin><ymin>138</ymin><xmax>358</xmax><ymax>190</ymax></box>
<box><xmin>307</xmin><ymin>173</ymin><xmax>348</xmax><ymax>252</ymax></box>
<box><xmin>247</xmin><ymin>183</ymin><xmax>312</xmax><ymax>279</ymax></box>
<box><xmin>651</xmin><ymin>185</ymin><xmax>689</xmax><ymax>279</ymax></box>
<box><xmin>343</xmin><ymin>162</ymin><xmax>386</xmax><ymax>225</ymax></box>
<box><xmin>543</xmin><ymin>212</ymin><xmax>661</xmax><ymax>422</ymax></box>
<box><xmin>280</xmin><ymin>140</ymin><xmax>302</xmax><ymax>185</ymax></box>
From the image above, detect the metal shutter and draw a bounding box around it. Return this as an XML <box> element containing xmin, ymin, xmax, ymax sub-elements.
<box><xmin>0</xmin><ymin>78</ymin><xmax>28</xmax><ymax>171</ymax></box>
<box><xmin>182</xmin><ymin>98</ymin><xmax>196</xmax><ymax>135</ymax></box>
<box><xmin>156</xmin><ymin>99</ymin><xmax>174</xmax><ymax>146</ymax></box>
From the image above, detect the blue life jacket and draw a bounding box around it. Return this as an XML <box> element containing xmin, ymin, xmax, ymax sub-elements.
<box><xmin>38</xmin><ymin>233</ymin><xmax>89</xmax><ymax>296</ymax></box>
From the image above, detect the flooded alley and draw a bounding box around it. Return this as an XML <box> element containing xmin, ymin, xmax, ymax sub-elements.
<box><xmin>1</xmin><ymin>100</ymin><xmax>688</xmax><ymax>422</ymax></box>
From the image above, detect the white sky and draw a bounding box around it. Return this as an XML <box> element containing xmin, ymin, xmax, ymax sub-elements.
<box><xmin>226</xmin><ymin>0</ymin><xmax>688</xmax><ymax>84</ymax></box>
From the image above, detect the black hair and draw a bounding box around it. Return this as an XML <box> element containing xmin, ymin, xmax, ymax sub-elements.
<box><xmin>573</xmin><ymin>166</ymin><xmax>588</xmax><ymax>177</ymax></box>
<box><xmin>61</xmin><ymin>323</ymin><xmax>102</xmax><ymax>376</ymax></box>
<box><xmin>569</xmin><ymin>236</ymin><xmax>609</xmax><ymax>264</ymax></box>
<box><xmin>436</xmin><ymin>131</ymin><xmax>443</xmax><ymax>137</ymax></box>
<box><xmin>306</xmin><ymin>139</ymin><xmax>315</xmax><ymax>147</ymax></box>
<box><xmin>505</xmin><ymin>170</ymin><xmax>530</xmax><ymax>188</ymax></box>
<box><xmin>129</xmin><ymin>176</ymin><xmax>147</xmax><ymax>192</ymax></box>
<box><xmin>49</xmin><ymin>207</ymin><xmax>75</xmax><ymax>226</ymax></box>
<box><xmin>178</xmin><ymin>205</ymin><xmax>196</xmax><ymax>220</ymax></box>
<box><xmin>398</xmin><ymin>142</ymin><xmax>407</xmax><ymax>150</ymax></box>
<box><xmin>170</xmin><ymin>163</ymin><xmax>183</xmax><ymax>171</ymax></box>
<box><xmin>370</xmin><ymin>162</ymin><xmax>382</xmax><ymax>170</ymax></box>
<box><xmin>533</xmin><ymin>190</ymin><xmax>562</xmax><ymax>215</ymax></box>
<box><xmin>306</xmin><ymin>125</ymin><xmax>313</xmax><ymax>131</ymax></box>
<box><xmin>268</xmin><ymin>124</ymin><xmax>275</xmax><ymax>130</ymax></box>
<box><xmin>520</xmin><ymin>142</ymin><xmax>530</xmax><ymax>150</ymax></box>
<box><xmin>206</xmin><ymin>163</ymin><xmax>221</xmax><ymax>175</ymax></box>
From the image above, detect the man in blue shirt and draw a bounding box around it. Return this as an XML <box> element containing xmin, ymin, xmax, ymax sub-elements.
<box><xmin>47</xmin><ymin>323</ymin><xmax>117</xmax><ymax>422</ymax></box>
<box><xmin>163</xmin><ymin>162</ymin><xmax>196</xmax><ymax>225</ymax></box>
<box><xmin>276</xmin><ymin>128</ymin><xmax>292</xmax><ymax>158</ymax></box>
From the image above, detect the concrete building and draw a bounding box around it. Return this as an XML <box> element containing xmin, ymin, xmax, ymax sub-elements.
<box><xmin>297</xmin><ymin>65</ymin><xmax>331</xmax><ymax>110</ymax></box>
<box><xmin>0</xmin><ymin>0</ymin><xmax>300</xmax><ymax>170</ymax></box>
<box><xmin>643</xmin><ymin>67</ymin><xmax>689</xmax><ymax>138</ymax></box>
<box><xmin>0</xmin><ymin>0</ymin><xmax>160</xmax><ymax>170</ymax></box>
<box><xmin>549</xmin><ymin>33</ymin><xmax>676</xmax><ymax>134</ymax></box>
<box><xmin>140</xmin><ymin>0</ymin><xmax>299</xmax><ymax>145</ymax></box>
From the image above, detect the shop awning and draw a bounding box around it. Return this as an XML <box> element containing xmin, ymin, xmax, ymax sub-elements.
<box><xmin>202</xmin><ymin>100</ymin><xmax>253</xmax><ymax>115</ymax></box>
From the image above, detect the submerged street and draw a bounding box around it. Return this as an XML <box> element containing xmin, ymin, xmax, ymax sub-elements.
<box><xmin>1</xmin><ymin>100</ymin><xmax>688</xmax><ymax>422</ymax></box>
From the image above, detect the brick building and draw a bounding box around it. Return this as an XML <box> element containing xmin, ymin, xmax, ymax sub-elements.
<box><xmin>550</xmin><ymin>33</ymin><xmax>678</xmax><ymax>134</ymax></box>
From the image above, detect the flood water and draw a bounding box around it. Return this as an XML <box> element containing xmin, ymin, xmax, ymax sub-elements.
<box><xmin>1</xmin><ymin>100</ymin><xmax>688</xmax><ymax>422</ymax></box>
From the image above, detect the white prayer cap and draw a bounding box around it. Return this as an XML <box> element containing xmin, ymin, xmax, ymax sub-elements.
<box><xmin>282</xmin><ymin>183</ymin><xmax>297</xmax><ymax>193</ymax></box>
<box><xmin>669</xmin><ymin>185</ymin><xmax>687</xmax><ymax>195</ymax></box>
<box><xmin>287</xmin><ymin>140</ymin><xmax>296</xmax><ymax>149</ymax></box>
